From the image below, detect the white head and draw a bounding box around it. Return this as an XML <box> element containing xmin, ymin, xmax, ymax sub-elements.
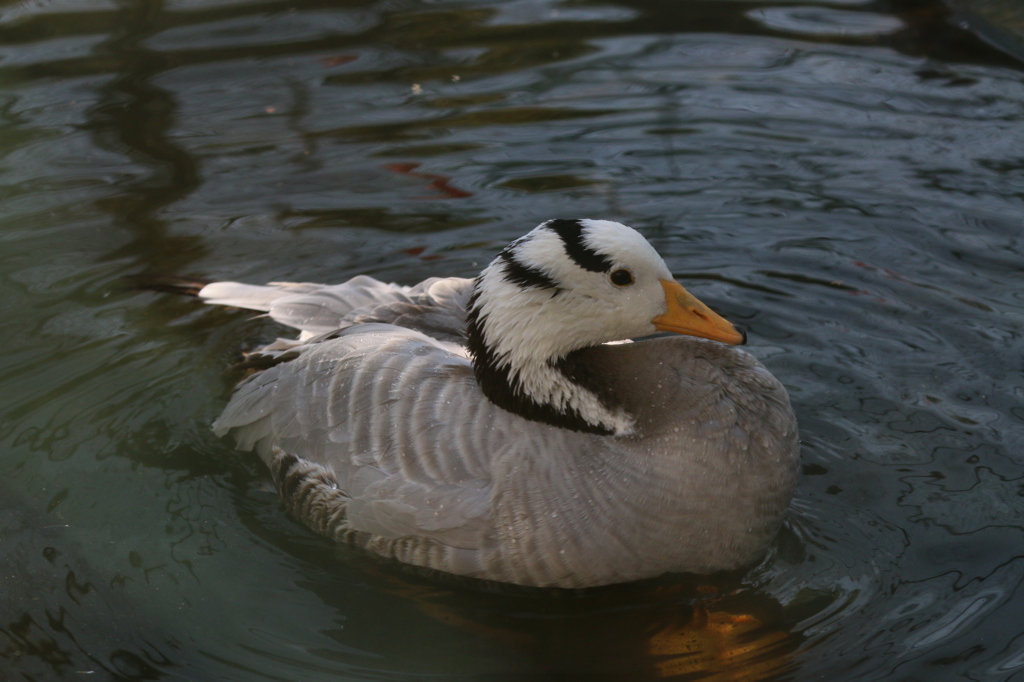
<box><xmin>466</xmin><ymin>219</ymin><xmax>744</xmax><ymax>435</ymax></box>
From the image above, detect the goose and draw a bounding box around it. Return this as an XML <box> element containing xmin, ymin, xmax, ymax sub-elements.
<box><xmin>194</xmin><ymin>219</ymin><xmax>799</xmax><ymax>588</ymax></box>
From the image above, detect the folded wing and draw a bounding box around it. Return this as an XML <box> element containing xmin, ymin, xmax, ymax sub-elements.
<box><xmin>213</xmin><ymin>324</ymin><xmax>513</xmax><ymax>553</ymax></box>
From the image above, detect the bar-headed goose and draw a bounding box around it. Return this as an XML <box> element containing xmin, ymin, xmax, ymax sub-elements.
<box><xmin>200</xmin><ymin>219</ymin><xmax>799</xmax><ymax>588</ymax></box>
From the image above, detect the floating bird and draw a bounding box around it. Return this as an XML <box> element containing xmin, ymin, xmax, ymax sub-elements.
<box><xmin>192</xmin><ymin>219</ymin><xmax>798</xmax><ymax>588</ymax></box>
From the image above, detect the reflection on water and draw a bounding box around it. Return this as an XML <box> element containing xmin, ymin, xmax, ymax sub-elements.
<box><xmin>1</xmin><ymin>0</ymin><xmax>1023</xmax><ymax>679</ymax></box>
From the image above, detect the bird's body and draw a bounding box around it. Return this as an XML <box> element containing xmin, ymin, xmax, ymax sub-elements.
<box><xmin>197</xmin><ymin>220</ymin><xmax>799</xmax><ymax>588</ymax></box>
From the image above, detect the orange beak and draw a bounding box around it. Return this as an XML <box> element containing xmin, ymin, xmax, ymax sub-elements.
<box><xmin>651</xmin><ymin>280</ymin><xmax>746</xmax><ymax>345</ymax></box>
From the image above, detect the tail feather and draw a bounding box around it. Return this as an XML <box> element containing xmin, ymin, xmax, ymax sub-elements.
<box><xmin>197</xmin><ymin>281</ymin><xmax>320</xmax><ymax>312</ymax></box>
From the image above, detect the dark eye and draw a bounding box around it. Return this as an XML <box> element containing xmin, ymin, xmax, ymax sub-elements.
<box><xmin>610</xmin><ymin>269</ymin><xmax>634</xmax><ymax>286</ymax></box>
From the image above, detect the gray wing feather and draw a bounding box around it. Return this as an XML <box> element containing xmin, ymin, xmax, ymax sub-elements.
<box><xmin>199</xmin><ymin>275</ymin><xmax>473</xmax><ymax>341</ymax></box>
<box><xmin>213</xmin><ymin>324</ymin><xmax>529</xmax><ymax>551</ymax></box>
<box><xmin>341</xmin><ymin>276</ymin><xmax>473</xmax><ymax>343</ymax></box>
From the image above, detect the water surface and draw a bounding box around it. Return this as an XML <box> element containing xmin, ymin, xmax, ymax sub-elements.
<box><xmin>1</xmin><ymin>0</ymin><xmax>1023</xmax><ymax>679</ymax></box>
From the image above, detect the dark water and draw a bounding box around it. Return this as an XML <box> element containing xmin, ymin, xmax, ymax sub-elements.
<box><xmin>1</xmin><ymin>0</ymin><xmax>1023</xmax><ymax>679</ymax></box>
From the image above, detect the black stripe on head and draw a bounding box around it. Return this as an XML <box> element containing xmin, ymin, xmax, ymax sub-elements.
<box><xmin>546</xmin><ymin>219</ymin><xmax>614</xmax><ymax>273</ymax></box>
<box><xmin>499</xmin><ymin>249</ymin><xmax>558</xmax><ymax>290</ymax></box>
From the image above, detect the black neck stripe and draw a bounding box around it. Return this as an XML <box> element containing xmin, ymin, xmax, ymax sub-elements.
<box><xmin>499</xmin><ymin>249</ymin><xmax>558</xmax><ymax>290</ymax></box>
<box><xmin>465</xmin><ymin>283</ymin><xmax>612</xmax><ymax>436</ymax></box>
<box><xmin>546</xmin><ymin>219</ymin><xmax>613</xmax><ymax>273</ymax></box>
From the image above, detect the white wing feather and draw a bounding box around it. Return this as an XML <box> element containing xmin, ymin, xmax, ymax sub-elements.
<box><xmin>199</xmin><ymin>275</ymin><xmax>473</xmax><ymax>340</ymax></box>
